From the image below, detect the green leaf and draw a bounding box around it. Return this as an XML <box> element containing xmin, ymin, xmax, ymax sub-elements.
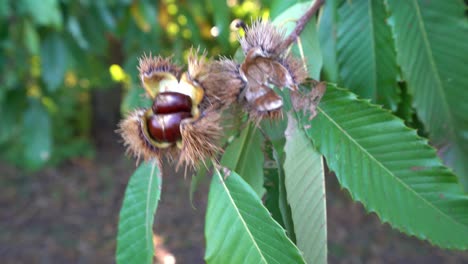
<box><xmin>80</xmin><ymin>9</ymin><xmax>108</xmax><ymax>54</ymax></box>
<box><xmin>23</xmin><ymin>20</ymin><xmax>40</xmax><ymax>55</ymax></box>
<box><xmin>208</xmin><ymin>0</ymin><xmax>230</xmax><ymax>49</ymax></box>
<box><xmin>262</xmin><ymin>120</ymin><xmax>287</xmax><ymax>228</ymax></box>
<box><xmin>95</xmin><ymin>1</ymin><xmax>116</xmax><ymax>30</ymax></box>
<box><xmin>21</xmin><ymin>0</ymin><xmax>62</xmax><ymax>28</ymax></box>
<box><xmin>179</xmin><ymin>6</ymin><xmax>205</xmax><ymax>47</ymax></box>
<box><xmin>116</xmin><ymin>161</ymin><xmax>162</xmax><ymax>264</ymax></box>
<box><xmin>270</xmin><ymin>0</ymin><xmax>308</xmax><ymax>19</ymax></box>
<box><xmin>0</xmin><ymin>90</ymin><xmax>25</xmax><ymax>144</ymax></box>
<box><xmin>273</xmin><ymin>1</ymin><xmax>323</xmax><ymax>79</ymax></box>
<box><xmin>284</xmin><ymin>114</ymin><xmax>327</xmax><ymax>264</ymax></box>
<box><xmin>318</xmin><ymin>0</ymin><xmax>339</xmax><ymax>82</ymax></box>
<box><xmin>221</xmin><ymin>123</ymin><xmax>265</xmax><ymax>197</ymax></box>
<box><xmin>130</xmin><ymin>0</ymin><xmax>158</xmax><ymax>33</ymax></box>
<box><xmin>294</xmin><ymin>18</ymin><xmax>322</xmax><ymax>80</ymax></box>
<box><xmin>395</xmin><ymin>83</ymin><xmax>424</xmax><ymax>134</ymax></box>
<box><xmin>22</xmin><ymin>100</ymin><xmax>52</xmax><ymax>170</ymax></box>
<box><xmin>302</xmin><ymin>84</ymin><xmax>468</xmax><ymax>249</ymax></box>
<box><xmin>337</xmin><ymin>0</ymin><xmax>399</xmax><ymax>110</ymax></box>
<box><xmin>40</xmin><ymin>33</ymin><xmax>68</xmax><ymax>92</ymax></box>
<box><xmin>67</xmin><ymin>16</ymin><xmax>89</xmax><ymax>50</ymax></box>
<box><xmin>138</xmin><ymin>1</ymin><xmax>158</xmax><ymax>29</ymax></box>
<box><xmin>120</xmin><ymin>83</ymin><xmax>152</xmax><ymax>114</ymax></box>
<box><xmin>0</xmin><ymin>1</ymin><xmax>11</xmax><ymax>19</ymax></box>
<box><xmin>261</xmin><ymin>120</ymin><xmax>296</xmax><ymax>241</ymax></box>
<box><xmin>205</xmin><ymin>169</ymin><xmax>306</xmax><ymax>264</ymax></box>
<box><xmin>263</xmin><ymin>143</ymin><xmax>286</xmax><ymax>228</ymax></box>
<box><xmin>385</xmin><ymin>1</ymin><xmax>468</xmax><ymax>189</ymax></box>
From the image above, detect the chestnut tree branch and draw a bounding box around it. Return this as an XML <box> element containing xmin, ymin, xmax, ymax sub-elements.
<box><xmin>280</xmin><ymin>0</ymin><xmax>325</xmax><ymax>50</ymax></box>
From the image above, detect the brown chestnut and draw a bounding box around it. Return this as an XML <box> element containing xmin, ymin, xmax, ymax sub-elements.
<box><xmin>152</xmin><ymin>92</ymin><xmax>192</xmax><ymax>114</ymax></box>
<box><xmin>253</xmin><ymin>88</ymin><xmax>283</xmax><ymax>112</ymax></box>
<box><xmin>147</xmin><ymin>112</ymin><xmax>192</xmax><ymax>142</ymax></box>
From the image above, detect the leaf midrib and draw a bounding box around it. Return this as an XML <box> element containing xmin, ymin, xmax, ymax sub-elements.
<box><xmin>237</xmin><ymin>125</ymin><xmax>256</xmax><ymax>174</ymax></box>
<box><xmin>227</xmin><ymin>124</ymin><xmax>253</xmax><ymax>173</ymax></box>
<box><xmin>409</xmin><ymin>0</ymin><xmax>455</xmax><ymax>137</ymax></box>
<box><xmin>285</xmin><ymin>117</ymin><xmax>327</xmax><ymax>263</ymax></box>
<box><xmin>368</xmin><ymin>0</ymin><xmax>377</xmax><ymax>102</ymax></box>
<box><xmin>316</xmin><ymin>104</ymin><xmax>466</xmax><ymax>230</ymax></box>
<box><xmin>217</xmin><ymin>171</ymin><xmax>268</xmax><ymax>264</ymax></box>
<box><xmin>145</xmin><ymin>162</ymin><xmax>157</xmax><ymax>252</ymax></box>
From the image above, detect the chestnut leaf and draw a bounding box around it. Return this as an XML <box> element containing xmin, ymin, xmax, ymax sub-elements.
<box><xmin>116</xmin><ymin>161</ymin><xmax>161</xmax><ymax>264</ymax></box>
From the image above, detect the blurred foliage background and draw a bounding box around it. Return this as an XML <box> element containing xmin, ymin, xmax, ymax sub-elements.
<box><xmin>0</xmin><ymin>0</ymin><xmax>278</xmax><ymax>171</ymax></box>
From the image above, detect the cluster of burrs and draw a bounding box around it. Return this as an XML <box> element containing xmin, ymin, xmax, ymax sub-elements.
<box><xmin>118</xmin><ymin>19</ymin><xmax>321</xmax><ymax>169</ymax></box>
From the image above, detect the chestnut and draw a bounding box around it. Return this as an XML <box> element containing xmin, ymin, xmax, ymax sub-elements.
<box><xmin>253</xmin><ymin>88</ymin><xmax>283</xmax><ymax>112</ymax></box>
<box><xmin>147</xmin><ymin>112</ymin><xmax>192</xmax><ymax>142</ymax></box>
<box><xmin>152</xmin><ymin>92</ymin><xmax>192</xmax><ymax>114</ymax></box>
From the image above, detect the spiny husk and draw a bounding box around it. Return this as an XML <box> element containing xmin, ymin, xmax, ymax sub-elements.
<box><xmin>118</xmin><ymin>108</ymin><xmax>222</xmax><ymax>169</ymax></box>
<box><xmin>240</xmin><ymin>49</ymin><xmax>308</xmax><ymax>91</ymax></box>
<box><xmin>178</xmin><ymin>109</ymin><xmax>223</xmax><ymax>169</ymax></box>
<box><xmin>280</xmin><ymin>54</ymin><xmax>308</xmax><ymax>88</ymax></box>
<box><xmin>199</xmin><ymin>58</ymin><xmax>246</xmax><ymax>109</ymax></box>
<box><xmin>239</xmin><ymin>19</ymin><xmax>286</xmax><ymax>58</ymax></box>
<box><xmin>186</xmin><ymin>49</ymin><xmax>245</xmax><ymax>110</ymax></box>
<box><xmin>241</xmin><ymin>54</ymin><xmax>294</xmax><ymax>88</ymax></box>
<box><xmin>238</xmin><ymin>19</ymin><xmax>308</xmax><ymax>90</ymax></box>
<box><xmin>138</xmin><ymin>54</ymin><xmax>181</xmax><ymax>80</ymax></box>
<box><xmin>118</xmin><ymin>109</ymin><xmax>163</xmax><ymax>163</ymax></box>
<box><xmin>138</xmin><ymin>55</ymin><xmax>181</xmax><ymax>99</ymax></box>
<box><xmin>244</xmin><ymin>86</ymin><xmax>284</xmax><ymax>125</ymax></box>
<box><xmin>236</xmin><ymin>20</ymin><xmax>311</xmax><ymax>123</ymax></box>
<box><xmin>290</xmin><ymin>81</ymin><xmax>327</xmax><ymax>121</ymax></box>
<box><xmin>248</xmin><ymin>107</ymin><xmax>283</xmax><ymax>126</ymax></box>
<box><xmin>120</xmin><ymin>52</ymin><xmax>229</xmax><ymax>169</ymax></box>
<box><xmin>187</xmin><ymin>48</ymin><xmax>209</xmax><ymax>82</ymax></box>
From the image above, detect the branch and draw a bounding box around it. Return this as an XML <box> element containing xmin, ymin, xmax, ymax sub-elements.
<box><xmin>280</xmin><ymin>0</ymin><xmax>325</xmax><ymax>50</ymax></box>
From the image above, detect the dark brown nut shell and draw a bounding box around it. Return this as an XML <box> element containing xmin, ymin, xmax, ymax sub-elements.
<box><xmin>152</xmin><ymin>92</ymin><xmax>193</xmax><ymax>114</ymax></box>
<box><xmin>252</xmin><ymin>88</ymin><xmax>283</xmax><ymax>113</ymax></box>
<box><xmin>147</xmin><ymin>112</ymin><xmax>192</xmax><ymax>143</ymax></box>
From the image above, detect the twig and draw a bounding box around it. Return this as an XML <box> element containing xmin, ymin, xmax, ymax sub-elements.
<box><xmin>280</xmin><ymin>0</ymin><xmax>325</xmax><ymax>50</ymax></box>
